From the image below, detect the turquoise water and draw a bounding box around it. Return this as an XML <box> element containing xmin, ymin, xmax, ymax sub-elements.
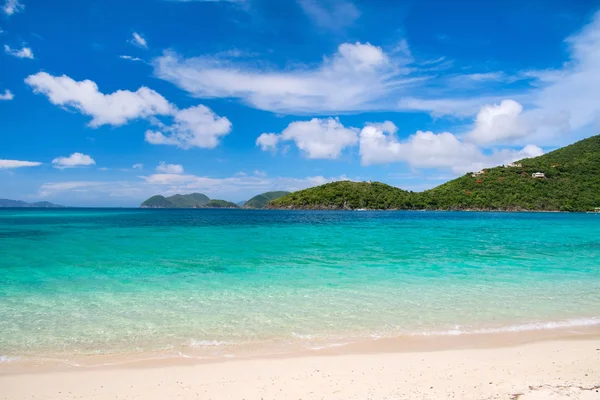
<box><xmin>1</xmin><ymin>209</ymin><xmax>600</xmax><ymax>360</ymax></box>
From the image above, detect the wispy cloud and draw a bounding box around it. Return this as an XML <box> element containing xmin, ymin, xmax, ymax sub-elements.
<box><xmin>154</xmin><ymin>42</ymin><xmax>420</xmax><ymax>114</ymax></box>
<box><xmin>129</xmin><ymin>32</ymin><xmax>148</xmax><ymax>49</ymax></box>
<box><xmin>4</xmin><ymin>44</ymin><xmax>33</xmax><ymax>59</ymax></box>
<box><xmin>119</xmin><ymin>55</ymin><xmax>143</xmax><ymax>62</ymax></box>
<box><xmin>296</xmin><ymin>0</ymin><xmax>359</xmax><ymax>31</ymax></box>
<box><xmin>0</xmin><ymin>159</ymin><xmax>41</xmax><ymax>169</ymax></box>
<box><xmin>38</xmin><ymin>174</ymin><xmax>350</xmax><ymax>202</ymax></box>
<box><xmin>2</xmin><ymin>0</ymin><xmax>24</xmax><ymax>16</ymax></box>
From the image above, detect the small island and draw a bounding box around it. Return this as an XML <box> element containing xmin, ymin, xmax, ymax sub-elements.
<box><xmin>0</xmin><ymin>199</ymin><xmax>64</xmax><ymax>208</ymax></box>
<box><xmin>141</xmin><ymin>193</ymin><xmax>239</xmax><ymax>209</ymax></box>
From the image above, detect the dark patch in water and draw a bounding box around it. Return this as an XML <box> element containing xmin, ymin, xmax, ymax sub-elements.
<box><xmin>0</xmin><ymin>229</ymin><xmax>50</xmax><ymax>239</ymax></box>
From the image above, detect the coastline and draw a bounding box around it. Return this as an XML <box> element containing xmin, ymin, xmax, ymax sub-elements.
<box><xmin>2</xmin><ymin>336</ymin><xmax>599</xmax><ymax>399</ymax></box>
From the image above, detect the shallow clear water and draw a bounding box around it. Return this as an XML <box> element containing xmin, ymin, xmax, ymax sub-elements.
<box><xmin>1</xmin><ymin>209</ymin><xmax>599</xmax><ymax>358</ymax></box>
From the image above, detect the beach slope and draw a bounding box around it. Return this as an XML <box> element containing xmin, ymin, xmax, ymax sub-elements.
<box><xmin>2</xmin><ymin>339</ymin><xmax>599</xmax><ymax>400</ymax></box>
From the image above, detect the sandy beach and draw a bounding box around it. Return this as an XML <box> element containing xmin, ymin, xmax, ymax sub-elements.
<box><xmin>2</xmin><ymin>338</ymin><xmax>599</xmax><ymax>400</ymax></box>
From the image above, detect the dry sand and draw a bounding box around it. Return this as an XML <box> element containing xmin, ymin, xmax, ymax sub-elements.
<box><xmin>1</xmin><ymin>338</ymin><xmax>599</xmax><ymax>399</ymax></box>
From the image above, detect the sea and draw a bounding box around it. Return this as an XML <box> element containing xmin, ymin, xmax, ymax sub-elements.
<box><xmin>1</xmin><ymin>208</ymin><xmax>599</xmax><ymax>365</ymax></box>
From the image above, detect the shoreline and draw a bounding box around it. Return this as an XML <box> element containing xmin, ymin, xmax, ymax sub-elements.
<box><xmin>2</xmin><ymin>336</ymin><xmax>599</xmax><ymax>399</ymax></box>
<box><xmin>3</xmin><ymin>323</ymin><xmax>600</xmax><ymax>375</ymax></box>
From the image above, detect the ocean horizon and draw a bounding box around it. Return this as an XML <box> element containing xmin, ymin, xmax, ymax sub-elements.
<box><xmin>1</xmin><ymin>208</ymin><xmax>600</xmax><ymax>364</ymax></box>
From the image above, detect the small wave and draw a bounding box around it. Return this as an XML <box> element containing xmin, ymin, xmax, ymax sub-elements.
<box><xmin>189</xmin><ymin>339</ymin><xmax>228</xmax><ymax>348</ymax></box>
<box><xmin>416</xmin><ymin>317</ymin><xmax>600</xmax><ymax>336</ymax></box>
<box><xmin>0</xmin><ymin>355</ymin><xmax>19</xmax><ymax>363</ymax></box>
<box><xmin>308</xmin><ymin>342</ymin><xmax>351</xmax><ymax>350</ymax></box>
<box><xmin>291</xmin><ymin>332</ymin><xmax>316</xmax><ymax>340</ymax></box>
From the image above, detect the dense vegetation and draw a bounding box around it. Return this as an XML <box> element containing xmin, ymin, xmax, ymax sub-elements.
<box><xmin>271</xmin><ymin>135</ymin><xmax>600</xmax><ymax>212</ymax></box>
<box><xmin>0</xmin><ymin>199</ymin><xmax>63</xmax><ymax>208</ymax></box>
<box><xmin>270</xmin><ymin>181</ymin><xmax>411</xmax><ymax>210</ymax></box>
<box><xmin>205</xmin><ymin>199</ymin><xmax>239</xmax><ymax>208</ymax></box>
<box><xmin>243</xmin><ymin>191</ymin><xmax>290</xmax><ymax>208</ymax></box>
<box><xmin>141</xmin><ymin>193</ymin><xmax>210</xmax><ymax>208</ymax></box>
<box><xmin>140</xmin><ymin>193</ymin><xmax>239</xmax><ymax>208</ymax></box>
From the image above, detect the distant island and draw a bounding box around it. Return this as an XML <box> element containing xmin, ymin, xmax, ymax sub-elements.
<box><xmin>271</xmin><ymin>135</ymin><xmax>600</xmax><ymax>212</ymax></box>
<box><xmin>0</xmin><ymin>199</ymin><xmax>64</xmax><ymax>208</ymax></box>
<box><xmin>140</xmin><ymin>193</ymin><xmax>239</xmax><ymax>209</ymax></box>
<box><xmin>140</xmin><ymin>135</ymin><xmax>600</xmax><ymax>212</ymax></box>
<box><xmin>140</xmin><ymin>191</ymin><xmax>290</xmax><ymax>209</ymax></box>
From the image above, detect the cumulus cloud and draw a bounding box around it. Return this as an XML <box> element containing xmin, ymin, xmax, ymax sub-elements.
<box><xmin>359</xmin><ymin>123</ymin><xmax>543</xmax><ymax>174</ymax></box>
<box><xmin>467</xmin><ymin>100</ymin><xmax>529</xmax><ymax>144</ymax></box>
<box><xmin>155</xmin><ymin>162</ymin><xmax>184</xmax><ymax>174</ymax></box>
<box><xmin>0</xmin><ymin>89</ymin><xmax>14</xmax><ymax>100</ymax></box>
<box><xmin>2</xmin><ymin>0</ymin><xmax>24</xmax><ymax>15</ymax></box>
<box><xmin>257</xmin><ymin>117</ymin><xmax>358</xmax><ymax>159</ymax></box>
<box><xmin>0</xmin><ymin>159</ymin><xmax>41</xmax><ymax>169</ymax></box>
<box><xmin>145</xmin><ymin>105</ymin><xmax>232</xmax><ymax>149</ymax></box>
<box><xmin>255</xmin><ymin>133</ymin><xmax>280</xmax><ymax>152</ymax></box>
<box><xmin>153</xmin><ymin>42</ymin><xmax>417</xmax><ymax>114</ymax></box>
<box><xmin>129</xmin><ymin>32</ymin><xmax>148</xmax><ymax>48</ymax></box>
<box><xmin>4</xmin><ymin>44</ymin><xmax>33</xmax><ymax>59</ymax></box>
<box><xmin>25</xmin><ymin>72</ymin><xmax>231</xmax><ymax>149</ymax></box>
<box><xmin>52</xmin><ymin>153</ymin><xmax>96</xmax><ymax>169</ymax></box>
<box><xmin>399</xmin><ymin>11</ymin><xmax>600</xmax><ymax>146</ymax></box>
<box><xmin>26</xmin><ymin>72</ymin><xmax>172</xmax><ymax>127</ymax></box>
<box><xmin>297</xmin><ymin>0</ymin><xmax>359</xmax><ymax>31</ymax></box>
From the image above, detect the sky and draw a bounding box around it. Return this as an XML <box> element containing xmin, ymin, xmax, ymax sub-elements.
<box><xmin>1</xmin><ymin>0</ymin><xmax>600</xmax><ymax>206</ymax></box>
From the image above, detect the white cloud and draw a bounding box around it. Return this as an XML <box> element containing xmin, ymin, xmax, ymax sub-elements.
<box><xmin>153</xmin><ymin>42</ymin><xmax>418</xmax><ymax>114</ymax></box>
<box><xmin>399</xmin><ymin>11</ymin><xmax>600</xmax><ymax>146</ymax></box>
<box><xmin>167</xmin><ymin>0</ymin><xmax>245</xmax><ymax>2</ymax></box>
<box><xmin>25</xmin><ymin>72</ymin><xmax>231</xmax><ymax>149</ymax></box>
<box><xmin>144</xmin><ymin>105</ymin><xmax>232</xmax><ymax>149</ymax></box>
<box><xmin>52</xmin><ymin>153</ymin><xmax>96</xmax><ymax>169</ymax></box>
<box><xmin>25</xmin><ymin>72</ymin><xmax>173</xmax><ymax>127</ymax></box>
<box><xmin>256</xmin><ymin>133</ymin><xmax>279</xmax><ymax>152</ymax></box>
<box><xmin>156</xmin><ymin>161</ymin><xmax>184</xmax><ymax>174</ymax></box>
<box><xmin>467</xmin><ymin>100</ymin><xmax>529</xmax><ymax>144</ymax></box>
<box><xmin>120</xmin><ymin>55</ymin><xmax>143</xmax><ymax>62</ymax></box>
<box><xmin>38</xmin><ymin>173</ymin><xmax>347</xmax><ymax>202</ymax></box>
<box><xmin>132</xmin><ymin>163</ymin><xmax>143</xmax><ymax>169</ymax></box>
<box><xmin>257</xmin><ymin>117</ymin><xmax>358</xmax><ymax>159</ymax></box>
<box><xmin>0</xmin><ymin>89</ymin><xmax>14</xmax><ymax>100</ymax></box>
<box><xmin>359</xmin><ymin>124</ymin><xmax>543</xmax><ymax>174</ymax></box>
<box><xmin>297</xmin><ymin>0</ymin><xmax>359</xmax><ymax>31</ymax></box>
<box><xmin>397</xmin><ymin>96</ymin><xmax>509</xmax><ymax>118</ymax></box>
<box><xmin>0</xmin><ymin>159</ymin><xmax>41</xmax><ymax>169</ymax></box>
<box><xmin>129</xmin><ymin>32</ymin><xmax>148</xmax><ymax>49</ymax></box>
<box><xmin>4</xmin><ymin>44</ymin><xmax>33</xmax><ymax>59</ymax></box>
<box><xmin>2</xmin><ymin>0</ymin><xmax>24</xmax><ymax>15</ymax></box>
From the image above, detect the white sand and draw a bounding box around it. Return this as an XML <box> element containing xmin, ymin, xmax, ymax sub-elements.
<box><xmin>1</xmin><ymin>339</ymin><xmax>599</xmax><ymax>399</ymax></box>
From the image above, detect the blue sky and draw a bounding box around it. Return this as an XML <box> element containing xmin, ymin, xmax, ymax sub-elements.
<box><xmin>1</xmin><ymin>0</ymin><xmax>600</xmax><ymax>206</ymax></box>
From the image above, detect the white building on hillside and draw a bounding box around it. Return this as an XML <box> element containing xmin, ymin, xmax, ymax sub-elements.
<box><xmin>532</xmin><ymin>172</ymin><xmax>546</xmax><ymax>178</ymax></box>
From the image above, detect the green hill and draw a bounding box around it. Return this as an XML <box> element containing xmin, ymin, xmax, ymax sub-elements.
<box><xmin>140</xmin><ymin>193</ymin><xmax>210</xmax><ymax>208</ymax></box>
<box><xmin>166</xmin><ymin>193</ymin><xmax>210</xmax><ymax>208</ymax></box>
<box><xmin>205</xmin><ymin>199</ymin><xmax>239</xmax><ymax>208</ymax></box>
<box><xmin>415</xmin><ymin>135</ymin><xmax>600</xmax><ymax>211</ymax></box>
<box><xmin>244</xmin><ymin>191</ymin><xmax>290</xmax><ymax>208</ymax></box>
<box><xmin>270</xmin><ymin>181</ymin><xmax>411</xmax><ymax>210</ymax></box>
<box><xmin>0</xmin><ymin>199</ymin><xmax>64</xmax><ymax>208</ymax></box>
<box><xmin>271</xmin><ymin>135</ymin><xmax>600</xmax><ymax>212</ymax></box>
